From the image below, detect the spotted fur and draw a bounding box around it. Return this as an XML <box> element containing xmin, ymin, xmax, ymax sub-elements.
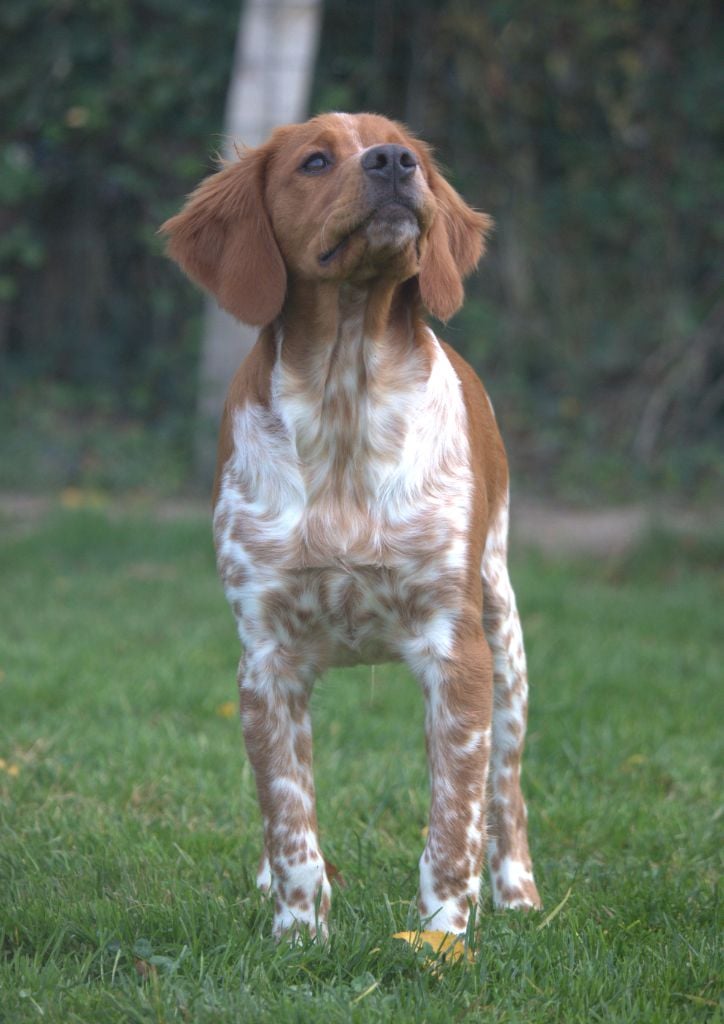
<box><xmin>161</xmin><ymin>112</ymin><xmax>540</xmax><ymax>939</ymax></box>
<box><xmin>482</xmin><ymin>495</ymin><xmax>541</xmax><ymax>909</ymax></box>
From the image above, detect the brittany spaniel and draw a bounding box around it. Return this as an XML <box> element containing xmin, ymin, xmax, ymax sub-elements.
<box><xmin>162</xmin><ymin>112</ymin><xmax>541</xmax><ymax>939</ymax></box>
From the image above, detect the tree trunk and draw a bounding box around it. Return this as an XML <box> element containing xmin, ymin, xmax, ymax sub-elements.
<box><xmin>196</xmin><ymin>0</ymin><xmax>323</xmax><ymax>481</ymax></box>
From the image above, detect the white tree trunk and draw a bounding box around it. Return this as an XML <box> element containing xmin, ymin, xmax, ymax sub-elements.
<box><xmin>196</xmin><ymin>0</ymin><xmax>323</xmax><ymax>478</ymax></box>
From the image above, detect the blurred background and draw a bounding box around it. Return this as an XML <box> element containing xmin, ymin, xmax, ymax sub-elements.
<box><xmin>1</xmin><ymin>0</ymin><xmax>722</xmax><ymax>503</ymax></box>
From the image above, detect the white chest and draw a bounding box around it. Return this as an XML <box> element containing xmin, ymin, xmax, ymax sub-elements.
<box><xmin>214</xmin><ymin>331</ymin><xmax>473</xmax><ymax>667</ymax></box>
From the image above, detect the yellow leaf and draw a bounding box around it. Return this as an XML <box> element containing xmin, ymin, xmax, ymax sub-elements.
<box><xmin>392</xmin><ymin>930</ymin><xmax>473</xmax><ymax>969</ymax></box>
<box><xmin>621</xmin><ymin>753</ymin><xmax>647</xmax><ymax>771</ymax></box>
<box><xmin>60</xmin><ymin>487</ymin><xmax>83</xmax><ymax>509</ymax></box>
<box><xmin>216</xmin><ymin>701</ymin><xmax>237</xmax><ymax>719</ymax></box>
<box><xmin>59</xmin><ymin>488</ymin><xmax>106</xmax><ymax>510</ymax></box>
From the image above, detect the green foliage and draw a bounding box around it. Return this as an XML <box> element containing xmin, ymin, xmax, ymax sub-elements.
<box><xmin>0</xmin><ymin>0</ymin><xmax>239</xmax><ymax>415</ymax></box>
<box><xmin>314</xmin><ymin>0</ymin><xmax>724</xmax><ymax>493</ymax></box>
<box><xmin>0</xmin><ymin>509</ymin><xmax>721</xmax><ymax>1020</ymax></box>
<box><xmin>0</xmin><ymin>381</ymin><xmax>193</xmax><ymax>493</ymax></box>
<box><xmin>0</xmin><ymin>1</ymin><xmax>721</xmax><ymax>495</ymax></box>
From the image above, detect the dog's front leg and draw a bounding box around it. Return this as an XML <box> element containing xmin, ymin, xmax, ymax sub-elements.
<box><xmin>410</xmin><ymin>625</ymin><xmax>493</xmax><ymax>934</ymax></box>
<box><xmin>238</xmin><ymin>650</ymin><xmax>330</xmax><ymax>940</ymax></box>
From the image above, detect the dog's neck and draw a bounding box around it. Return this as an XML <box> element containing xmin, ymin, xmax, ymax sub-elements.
<box><xmin>275</xmin><ymin>276</ymin><xmax>426</xmax><ymax>385</ymax></box>
<box><xmin>270</xmin><ymin>276</ymin><xmax>433</xmax><ymax>505</ymax></box>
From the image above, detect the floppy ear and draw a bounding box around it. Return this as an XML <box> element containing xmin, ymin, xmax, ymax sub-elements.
<box><xmin>160</xmin><ymin>148</ymin><xmax>286</xmax><ymax>326</ymax></box>
<box><xmin>418</xmin><ymin>165</ymin><xmax>492</xmax><ymax>322</ymax></box>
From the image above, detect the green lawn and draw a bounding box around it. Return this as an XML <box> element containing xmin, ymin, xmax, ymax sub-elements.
<box><xmin>1</xmin><ymin>508</ymin><xmax>721</xmax><ymax>1023</ymax></box>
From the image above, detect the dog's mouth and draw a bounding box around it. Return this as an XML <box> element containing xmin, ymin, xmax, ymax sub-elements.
<box><xmin>318</xmin><ymin>201</ymin><xmax>420</xmax><ymax>265</ymax></box>
<box><xmin>319</xmin><ymin>234</ymin><xmax>354</xmax><ymax>266</ymax></box>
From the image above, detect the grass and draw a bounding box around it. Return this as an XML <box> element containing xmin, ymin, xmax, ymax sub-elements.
<box><xmin>0</xmin><ymin>506</ymin><xmax>721</xmax><ymax>1022</ymax></box>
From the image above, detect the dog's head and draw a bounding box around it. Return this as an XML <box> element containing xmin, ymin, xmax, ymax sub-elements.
<box><xmin>161</xmin><ymin>112</ymin><xmax>491</xmax><ymax>325</ymax></box>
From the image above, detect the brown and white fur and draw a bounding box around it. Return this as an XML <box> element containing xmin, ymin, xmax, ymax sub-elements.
<box><xmin>161</xmin><ymin>112</ymin><xmax>541</xmax><ymax>940</ymax></box>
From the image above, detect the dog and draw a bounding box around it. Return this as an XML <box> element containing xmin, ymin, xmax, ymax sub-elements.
<box><xmin>161</xmin><ymin>112</ymin><xmax>541</xmax><ymax>940</ymax></box>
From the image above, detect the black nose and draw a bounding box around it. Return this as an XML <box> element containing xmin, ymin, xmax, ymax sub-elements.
<box><xmin>361</xmin><ymin>144</ymin><xmax>418</xmax><ymax>184</ymax></box>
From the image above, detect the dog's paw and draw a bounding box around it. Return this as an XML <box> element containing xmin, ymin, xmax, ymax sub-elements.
<box><xmin>490</xmin><ymin>858</ymin><xmax>541</xmax><ymax>910</ymax></box>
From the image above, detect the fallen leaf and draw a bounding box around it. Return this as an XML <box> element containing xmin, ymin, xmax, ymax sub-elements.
<box><xmin>392</xmin><ymin>929</ymin><xmax>473</xmax><ymax>970</ymax></box>
<box><xmin>621</xmin><ymin>753</ymin><xmax>647</xmax><ymax>771</ymax></box>
<box><xmin>134</xmin><ymin>958</ymin><xmax>157</xmax><ymax>979</ymax></box>
<box><xmin>59</xmin><ymin>487</ymin><xmax>106</xmax><ymax>510</ymax></box>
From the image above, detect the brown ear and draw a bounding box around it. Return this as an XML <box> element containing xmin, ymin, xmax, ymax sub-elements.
<box><xmin>419</xmin><ymin>166</ymin><xmax>492</xmax><ymax>322</ymax></box>
<box><xmin>160</xmin><ymin>148</ymin><xmax>286</xmax><ymax>326</ymax></box>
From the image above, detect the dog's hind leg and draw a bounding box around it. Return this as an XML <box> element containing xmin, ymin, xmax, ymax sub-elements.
<box><xmin>481</xmin><ymin>495</ymin><xmax>542</xmax><ymax>909</ymax></box>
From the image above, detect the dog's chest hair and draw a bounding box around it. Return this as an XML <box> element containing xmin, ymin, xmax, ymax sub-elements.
<box><xmin>214</xmin><ymin>327</ymin><xmax>474</xmax><ymax>666</ymax></box>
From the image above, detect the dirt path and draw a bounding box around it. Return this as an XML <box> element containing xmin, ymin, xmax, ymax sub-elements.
<box><xmin>0</xmin><ymin>491</ymin><xmax>716</xmax><ymax>556</ymax></box>
<box><xmin>510</xmin><ymin>498</ymin><xmax>714</xmax><ymax>557</ymax></box>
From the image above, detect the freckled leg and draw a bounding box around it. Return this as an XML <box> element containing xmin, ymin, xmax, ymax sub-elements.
<box><xmin>256</xmin><ymin>848</ymin><xmax>344</xmax><ymax>892</ymax></box>
<box><xmin>256</xmin><ymin>850</ymin><xmax>272</xmax><ymax>892</ymax></box>
<box><xmin>482</xmin><ymin>527</ymin><xmax>541</xmax><ymax>910</ymax></box>
<box><xmin>238</xmin><ymin>649</ymin><xmax>331</xmax><ymax>939</ymax></box>
<box><xmin>409</xmin><ymin>627</ymin><xmax>493</xmax><ymax>934</ymax></box>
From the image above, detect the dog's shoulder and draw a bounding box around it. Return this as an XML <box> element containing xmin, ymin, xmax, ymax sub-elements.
<box><xmin>437</xmin><ymin>338</ymin><xmax>509</xmax><ymax>551</ymax></box>
<box><xmin>212</xmin><ymin>328</ymin><xmax>276</xmax><ymax>507</ymax></box>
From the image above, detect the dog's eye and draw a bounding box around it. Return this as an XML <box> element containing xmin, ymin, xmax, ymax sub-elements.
<box><xmin>300</xmin><ymin>152</ymin><xmax>331</xmax><ymax>174</ymax></box>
